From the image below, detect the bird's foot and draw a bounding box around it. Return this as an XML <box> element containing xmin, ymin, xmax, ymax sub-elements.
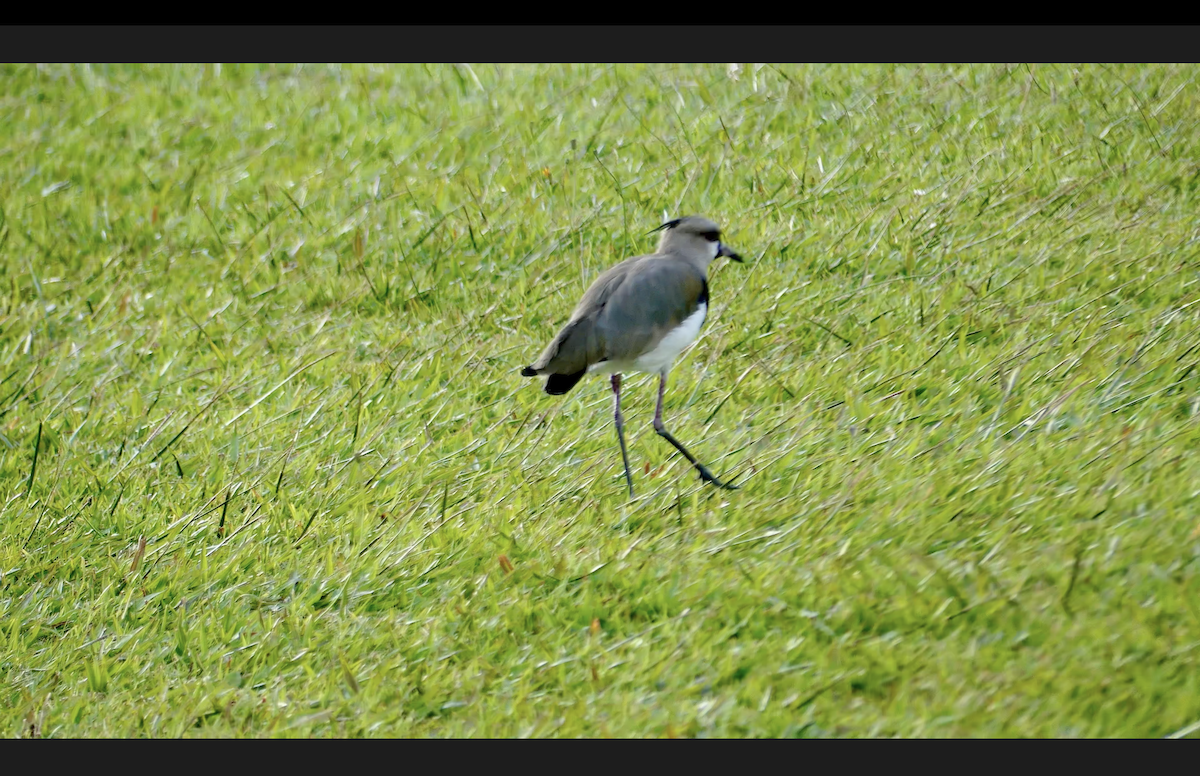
<box><xmin>697</xmin><ymin>466</ymin><xmax>740</xmax><ymax>490</ymax></box>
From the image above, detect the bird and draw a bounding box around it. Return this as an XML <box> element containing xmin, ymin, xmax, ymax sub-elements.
<box><xmin>520</xmin><ymin>215</ymin><xmax>744</xmax><ymax>497</ymax></box>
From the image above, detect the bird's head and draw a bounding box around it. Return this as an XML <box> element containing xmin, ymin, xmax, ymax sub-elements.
<box><xmin>652</xmin><ymin>215</ymin><xmax>743</xmax><ymax>267</ymax></box>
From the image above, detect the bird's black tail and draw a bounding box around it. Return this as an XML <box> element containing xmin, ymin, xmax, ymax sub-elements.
<box><xmin>520</xmin><ymin>366</ymin><xmax>538</xmax><ymax>377</ymax></box>
<box><xmin>544</xmin><ymin>370</ymin><xmax>585</xmax><ymax>396</ymax></box>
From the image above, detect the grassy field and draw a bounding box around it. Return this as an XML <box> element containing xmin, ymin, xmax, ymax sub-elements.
<box><xmin>1</xmin><ymin>63</ymin><xmax>1199</xmax><ymax>737</ymax></box>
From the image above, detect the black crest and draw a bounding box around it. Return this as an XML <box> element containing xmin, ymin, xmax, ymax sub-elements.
<box><xmin>648</xmin><ymin>218</ymin><xmax>681</xmax><ymax>234</ymax></box>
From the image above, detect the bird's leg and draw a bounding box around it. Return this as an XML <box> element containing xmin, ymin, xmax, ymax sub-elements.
<box><xmin>653</xmin><ymin>372</ymin><xmax>739</xmax><ymax>490</ymax></box>
<box><xmin>612</xmin><ymin>373</ymin><xmax>634</xmax><ymax>498</ymax></box>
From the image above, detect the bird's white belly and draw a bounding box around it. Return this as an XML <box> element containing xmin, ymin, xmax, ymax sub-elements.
<box><xmin>590</xmin><ymin>303</ymin><xmax>707</xmax><ymax>376</ymax></box>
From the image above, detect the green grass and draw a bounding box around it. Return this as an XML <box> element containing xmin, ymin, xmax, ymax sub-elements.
<box><xmin>2</xmin><ymin>63</ymin><xmax>1199</xmax><ymax>737</ymax></box>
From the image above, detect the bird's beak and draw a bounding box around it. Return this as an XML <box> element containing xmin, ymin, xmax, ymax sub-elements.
<box><xmin>718</xmin><ymin>243</ymin><xmax>743</xmax><ymax>263</ymax></box>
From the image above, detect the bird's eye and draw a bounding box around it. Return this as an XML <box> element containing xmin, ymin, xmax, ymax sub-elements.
<box><xmin>702</xmin><ymin>231</ymin><xmax>720</xmax><ymax>242</ymax></box>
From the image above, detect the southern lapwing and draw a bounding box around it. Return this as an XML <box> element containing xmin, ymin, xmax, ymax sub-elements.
<box><xmin>521</xmin><ymin>215</ymin><xmax>744</xmax><ymax>497</ymax></box>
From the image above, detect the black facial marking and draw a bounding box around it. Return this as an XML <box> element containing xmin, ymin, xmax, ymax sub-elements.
<box><xmin>701</xmin><ymin>230</ymin><xmax>720</xmax><ymax>242</ymax></box>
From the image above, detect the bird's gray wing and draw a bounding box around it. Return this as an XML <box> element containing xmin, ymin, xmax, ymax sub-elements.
<box><xmin>528</xmin><ymin>255</ymin><xmax>650</xmax><ymax>375</ymax></box>
<box><xmin>594</xmin><ymin>258</ymin><xmax>706</xmax><ymax>364</ymax></box>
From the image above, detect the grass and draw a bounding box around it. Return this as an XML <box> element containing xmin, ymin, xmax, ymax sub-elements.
<box><xmin>1</xmin><ymin>63</ymin><xmax>1199</xmax><ymax>737</ymax></box>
